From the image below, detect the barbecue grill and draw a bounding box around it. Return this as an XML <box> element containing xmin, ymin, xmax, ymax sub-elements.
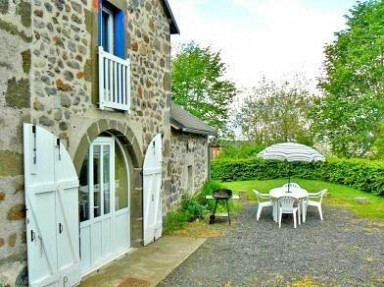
<box><xmin>209</xmin><ymin>189</ymin><xmax>233</xmax><ymax>225</ymax></box>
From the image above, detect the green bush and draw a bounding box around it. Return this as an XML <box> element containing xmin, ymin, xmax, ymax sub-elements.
<box><xmin>163</xmin><ymin>210</ymin><xmax>189</xmax><ymax>233</ymax></box>
<box><xmin>216</xmin><ymin>141</ymin><xmax>264</xmax><ymax>160</ymax></box>
<box><xmin>197</xmin><ymin>180</ymin><xmax>244</xmax><ymax>213</ymax></box>
<box><xmin>164</xmin><ymin>192</ymin><xmax>209</xmax><ymax>233</ymax></box>
<box><xmin>197</xmin><ymin>180</ymin><xmax>223</xmax><ymax>210</ymax></box>
<box><xmin>180</xmin><ymin>193</ymin><xmax>206</xmax><ymax>222</ymax></box>
<box><xmin>164</xmin><ymin>180</ymin><xmax>246</xmax><ymax>234</ymax></box>
<box><xmin>211</xmin><ymin>157</ymin><xmax>384</xmax><ymax>196</ymax></box>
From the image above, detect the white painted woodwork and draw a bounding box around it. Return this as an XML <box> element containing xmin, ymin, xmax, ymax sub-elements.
<box><xmin>80</xmin><ymin>137</ymin><xmax>130</xmax><ymax>276</ymax></box>
<box><xmin>98</xmin><ymin>46</ymin><xmax>131</xmax><ymax>111</ymax></box>
<box><xmin>23</xmin><ymin>124</ymin><xmax>81</xmax><ymax>287</ymax></box>
<box><xmin>101</xmin><ymin>5</ymin><xmax>114</xmax><ymax>53</ymax></box>
<box><xmin>143</xmin><ymin>134</ymin><xmax>163</xmax><ymax>246</ymax></box>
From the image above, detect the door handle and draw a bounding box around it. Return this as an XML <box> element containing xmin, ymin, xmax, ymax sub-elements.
<box><xmin>59</xmin><ymin>223</ymin><xmax>64</xmax><ymax>234</ymax></box>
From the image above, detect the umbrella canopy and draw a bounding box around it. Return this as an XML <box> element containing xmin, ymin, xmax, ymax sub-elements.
<box><xmin>257</xmin><ymin>143</ymin><xmax>325</xmax><ymax>162</ymax></box>
<box><xmin>258</xmin><ymin>143</ymin><xmax>325</xmax><ymax>192</ymax></box>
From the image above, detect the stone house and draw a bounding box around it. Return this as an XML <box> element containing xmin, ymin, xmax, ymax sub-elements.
<box><xmin>0</xmin><ymin>0</ymin><xmax>214</xmax><ymax>286</ymax></box>
<box><xmin>169</xmin><ymin>102</ymin><xmax>217</xmax><ymax>209</ymax></box>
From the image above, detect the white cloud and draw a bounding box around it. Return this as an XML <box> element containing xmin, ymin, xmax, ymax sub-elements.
<box><xmin>168</xmin><ymin>0</ymin><xmax>350</xmax><ymax>91</ymax></box>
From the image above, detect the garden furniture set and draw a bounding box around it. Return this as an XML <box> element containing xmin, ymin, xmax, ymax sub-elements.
<box><xmin>253</xmin><ymin>183</ymin><xmax>327</xmax><ymax>228</ymax></box>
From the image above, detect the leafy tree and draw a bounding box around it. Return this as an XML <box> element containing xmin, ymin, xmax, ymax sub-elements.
<box><xmin>216</xmin><ymin>140</ymin><xmax>265</xmax><ymax>160</ymax></box>
<box><xmin>311</xmin><ymin>0</ymin><xmax>384</xmax><ymax>157</ymax></box>
<box><xmin>373</xmin><ymin>124</ymin><xmax>384</xmax><ymax>158</ymax></box>
<box><xmin>171</xmin><ymin>42</ymin><xmax>237</xmax><ymax>131</ymax></box>
<box><xmin>235</xmin><ymin>77</ymin><xmax>314</xmax><ymax>146</ymax></box>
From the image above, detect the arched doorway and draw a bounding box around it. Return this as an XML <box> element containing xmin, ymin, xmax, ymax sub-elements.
<box><xmin>78</xmin><ymin>134</ymin><xmax>131</xmax><ymax>275</ymax></box>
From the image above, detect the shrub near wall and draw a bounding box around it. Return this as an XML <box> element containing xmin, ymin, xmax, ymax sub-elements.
<box><xmin>211</xmin><ymin>158</ymin><xmax>384</xmax><ymax>196</ymax></box>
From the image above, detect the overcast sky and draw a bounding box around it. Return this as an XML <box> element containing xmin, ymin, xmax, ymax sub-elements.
<box><xmin>168</xmin><ymin>0</ymin><xmax>357</xmax><ymax>91</ymax></box>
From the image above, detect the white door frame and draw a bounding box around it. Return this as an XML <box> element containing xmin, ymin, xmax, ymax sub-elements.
<box><xmin>80</xmin><ymin>136</ymin><xmax>131</xmax><ymax>276</ymax></box>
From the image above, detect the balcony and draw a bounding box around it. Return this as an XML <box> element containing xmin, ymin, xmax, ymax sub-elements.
<box><xmin>98</xmin><ymin>46</ymin><xmax>131</xmax><ymax>111</ymax></box>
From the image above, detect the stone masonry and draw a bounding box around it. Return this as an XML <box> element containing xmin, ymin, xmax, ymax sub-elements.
<box><xmin>169</xmin><ymin>131</ymin><xmax>208</xmax><ymax>209</ymax></box>
<box><xmin>0</xmin><ymin>0</ymin><xmax>175</xmax><ymax>285</ymax></box>
<box><xmin>0</xmin><ymin>1</ymin><xmax>32</xmax><ymax>285</ymax></box>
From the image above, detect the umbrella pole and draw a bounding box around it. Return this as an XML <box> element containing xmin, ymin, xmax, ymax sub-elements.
<box><xmin>288</xmin><ymin>161</ymin><xmax>291</xmax><ymax>193</ymax></box>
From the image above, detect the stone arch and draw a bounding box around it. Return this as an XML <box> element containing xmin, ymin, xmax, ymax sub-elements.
<box><xmin>73</xmin><ymin>119</ymin><xmax>143</xmax><ymax>175</ymax></box>
<box><xmin>73</xmin><ymin>119</ymin><xmax>144</xmax><ymax>248</ymax></box>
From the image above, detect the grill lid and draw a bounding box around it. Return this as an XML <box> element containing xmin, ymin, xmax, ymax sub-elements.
<box><xmin>213</xmin><ymin>189</ymin><xmax>233</xmax><ymax>199</ymax></box>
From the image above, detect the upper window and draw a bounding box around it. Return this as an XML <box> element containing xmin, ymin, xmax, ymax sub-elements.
<box><xmin>98</xmin><ymin>1</ymin><xmax>125</xmax><ymax>58</ymax></box>
<box><xmin>101</xmin><ymin>5</ymin><xmax>114</xmax><ymax>53</ymax></box>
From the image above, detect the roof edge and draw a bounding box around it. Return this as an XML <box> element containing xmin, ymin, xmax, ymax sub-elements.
<box><xmin>171</xmin><ymin>118</ymin><xmax>217</xmax><ymax>136</ymax></box>
<box><xmin>182</xmin><ymin>127</ymin><xmax>217</xmax><ymax>136</ymax></box>
<box><xmin>161</xmin><ymin>0</ymin><xmax>180</xmax><ymax>34</ymax></box>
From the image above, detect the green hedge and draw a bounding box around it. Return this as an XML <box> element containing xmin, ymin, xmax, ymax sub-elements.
<box><xmin>211</xmin><ymin>158</ymin><xmax>384</xmax><ymax>196</ymax></box>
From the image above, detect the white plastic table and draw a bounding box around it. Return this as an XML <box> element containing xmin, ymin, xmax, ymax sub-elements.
<box><xmin>269</xmin><ymin>187</ymin><xmax>309</xmax><ymax>222</ymax></box>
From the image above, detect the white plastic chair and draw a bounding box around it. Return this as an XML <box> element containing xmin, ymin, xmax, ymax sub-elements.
<box><xmin>277</xmin><ymin>195</ymin><xmax>300</xmax><ymax>228</ymax></box>
<box><xmin>282</xmin><ymin>182</ymin><xmax>301</xmax><ymax>191</ymax></box>
<box><xmin>305</xmin><ymin>189</ymin><xmax>327</xmax><ymax>220</ymax></box>
<box><xmin>253</xmin><ymin>190</ymin><xmax>273</xmax><ymax>221</ymax></box>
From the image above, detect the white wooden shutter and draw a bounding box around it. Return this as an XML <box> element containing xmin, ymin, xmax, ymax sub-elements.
<box><xmin>143</xmin><ymin>134</ymin><xmax>163</xmax><ymax>246</ymax></box>
<box><xmin>55</xmin><ymin>136</ymin><xmax>81</xmax><ymax>286</ymax></box>
<box><xmin>24</xmin><ymin>124</ymin><xmax>80</xmax><ymax>287</ymax></box>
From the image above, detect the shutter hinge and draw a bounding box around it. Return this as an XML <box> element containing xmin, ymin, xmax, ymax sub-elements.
<box><xmin>32</xmin><ymin>125</ymin><xmax>37</xmax><ymax>165</ymax></box>
<box><xmin>56</xmin><ymin>138</ymin><xmax>61</xmax><ymax>160</ymax></box>
<box><xmin>63</xmin><ymin>276</ymin><xmax>69</xmax><ymax>287</ymax></box>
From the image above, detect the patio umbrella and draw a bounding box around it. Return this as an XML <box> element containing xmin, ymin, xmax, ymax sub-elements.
<box><xmin>257</xmin><ymin>142</ymin><xmax>325</xmax><ymax>191</ymax></box>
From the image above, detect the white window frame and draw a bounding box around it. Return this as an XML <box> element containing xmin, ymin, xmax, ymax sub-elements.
<box><xmin>101</xmin><ymin>5</ymin><xmax>115</xmax><ymax>54</ymax></box>
<box><xmin>98</xmin><ymin>3</ymin><xmax>131</xmax><ymax>112</ymax></box>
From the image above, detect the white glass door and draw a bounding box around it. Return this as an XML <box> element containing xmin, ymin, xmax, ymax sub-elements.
<box><xmin>91</xmin><ymin>141</ymin><xmax>113</xmax><ymax>265</ymax></box>
<box><xmin>80</xmin><ymin>137</ymin><xmax>130</xmax><ymax>275</ymax></box>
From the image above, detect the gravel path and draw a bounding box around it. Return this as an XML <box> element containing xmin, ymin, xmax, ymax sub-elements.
<box><xmin>159</xmin><ymin>204</ymin><xmax>384</xmax><ymax>287</ymax></box>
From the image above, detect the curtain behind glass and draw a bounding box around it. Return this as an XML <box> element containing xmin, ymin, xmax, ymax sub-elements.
<box><xmin>115</xmin><ymin>142</ymin><xmax>128</xmax><ymax>210</ymax></box>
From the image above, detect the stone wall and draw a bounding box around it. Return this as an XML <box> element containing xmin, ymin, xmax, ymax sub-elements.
<box><xmin>0</xmin><ymin>0</ymin><xmax>173</xmax><ymax>285</ymax></box>
<box><xmin>169</xmin><ymin>130</ymin><xmax>208</xmax><ymax>209</ymax></box>
<box><xmin>28</xmin><ymin>0</ymin><xmax>172</xmax><ymax>160</ymax></box>
<box><xmin>0</xmin><ymin>0</ymin><xmax>32</xmax><ymax>285</ymax></box>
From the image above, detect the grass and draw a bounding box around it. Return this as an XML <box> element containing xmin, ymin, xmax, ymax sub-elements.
<box><xmin>166</xmin><ymin>218</ymin><xmax>236</xmax><ymax>238</ymax></box>
<box><xmin>219</xmin><ymin>178</ymin><xmax>384</xmax><ymax>219</ymax></box>
<box><xmin>288</xmin><ymin>276</ymin><xmax>318</xmax><ymax>287</ymax></box>
<box><xmin>164</xmin><ymin>199</ymin><xmax>244</xmax><ymax>235</ymax></box>
<box><xmin>163</xmin><ymin>181</ymin><xmax>246</xmax><ymax>235</ymax></box>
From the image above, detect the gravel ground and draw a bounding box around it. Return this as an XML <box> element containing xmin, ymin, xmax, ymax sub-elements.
<box><xmin>159</xmin><ymin>204</ymin><xmax>384</xmax><ymax>287</ymax></box>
